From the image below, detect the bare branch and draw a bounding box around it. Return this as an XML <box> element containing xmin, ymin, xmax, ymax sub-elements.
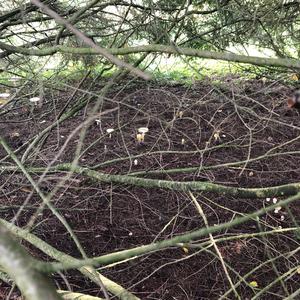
<box><xmin>30</xmin><ymin>0</ymin><xmax>151</xmax><ymax>80</ymax></box>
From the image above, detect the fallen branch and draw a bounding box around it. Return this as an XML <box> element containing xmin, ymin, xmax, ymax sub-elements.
<box><xmin>1</xmin><ymin>41</ymin><xmax>300</xmax><ymax>70</ymax></box>
<box><xmin>0</xmin><ymin>218</ymin><xmax>140</xmax><ymax>300</ymax></box>
<box><xmin>1</xmin><ymin>163</ymin><xmax>297</xmax><ymax>198</ymax></box>
<box><xmin>0</xmin><ymin>224</ymin><xmax>63</xmax><ymax>300</ymax></box>
<box><xmin>59</xmin><ymin>163</ymin><xmax>300</xmax><ymax>197</ymax></box>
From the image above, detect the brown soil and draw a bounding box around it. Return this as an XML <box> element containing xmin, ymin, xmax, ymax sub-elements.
<box><xmin>1</xmin><ymin>76</ymin><xmax>300</xmax><ymax>300</ymax></box>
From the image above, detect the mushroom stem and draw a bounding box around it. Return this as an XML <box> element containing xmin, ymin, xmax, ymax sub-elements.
<box><xmin>106</xmin><ymin>128</ymin><xmax>115</xmax><ymax>138</ymax></box>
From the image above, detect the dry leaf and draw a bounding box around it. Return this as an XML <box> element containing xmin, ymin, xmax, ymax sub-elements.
<box><xmin>249</xmin><ymin>281</ymin><xmax>258</xmax><ymax>288</ymax></box>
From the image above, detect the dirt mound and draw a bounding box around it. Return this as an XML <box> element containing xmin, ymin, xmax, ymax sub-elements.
<box><xmin>1</xmin><ymin>77</ymin><xmax>300</xmax><ymax>299</ymax></box>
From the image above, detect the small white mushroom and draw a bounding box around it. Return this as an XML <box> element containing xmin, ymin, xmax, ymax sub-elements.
<box><xmin>29</xmin><ymin>97</ymin><xmax>41</xmax><ymax>106</ymax></box>
<box><xmin>176</xmin><ymin>111</ymin><xmax>183</xmax><ymax>118</ymax></box>
<box><xmin>95</xmin><ymin>119</ymin><xmax>101</xmax><ymax>126</ymax></box>
<box><xmin>213</xmin><ymin>130</ymin><xmax>221</xmax><ymax>142</ymax></box>
<box><xmin>11</xmin><ymin>132</ymin><xmax>20</xmax><ymax>138</ymax></box>
<box><xmin>0</xmin><ymin>93</ymin><xmax>10</xmax><ymax>106</ymax></box>
<box><xmin>134</xmin><ymin>159</ymin><xmax>138</xmax><ymax>166</ymax></box>
<box><xmin>0</xmin><ymin>93</ymin><xmax>10</xmax><ymax>98</ymax></box>
<box><xmin>181</xmin><ymin>138</ymin><xmax>186</xmax><ymax>145</ymax></box>
<box><xmin>137</xmin><ymin>127</ymin><xmax>149</xmax><ymax>143</ymax></box>
<box><xmin>274</xmin><ymin>206</ymin><xmax>282</xmax><ymax>214</ymax></box>
<box><xmin>106</xmin><ymin>128</ymin><xmax>114</xmax><ymax>138</ymax></box>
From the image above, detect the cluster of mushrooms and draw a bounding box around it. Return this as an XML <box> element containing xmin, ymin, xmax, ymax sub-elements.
<box><xmin>95</xmin><ymin>119</ymin><xmax>149</xmax><ymax>145</ymax></box>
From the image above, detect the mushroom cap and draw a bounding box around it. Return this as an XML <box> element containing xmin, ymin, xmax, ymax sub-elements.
<box><xmin>29</xmin><ymin>97</ymin><xmax>41</xmax><ymax>103</ymax></box>
<box><xmin>0</xmin><ymin>93</ymin><xmax>10</xmax><ymax>98</ymax></box>
<box><xmin>106</xmin><ymin>128</ymin><xmax>114</xmax><ymax>134</ymax></box>
<box><xmin>95</xmin><ymin>119</ymin><xmax>101</xmax><ymax>124</ymax></box>
<box><xmin>138</xmin><ymin>127</ymin><xmax>149</xmax><ymax>134</ymax></box>
<box><xmin>274</xmin><ymin>206</ymin><xmax>282</xmax><ymax>213</ymax></box>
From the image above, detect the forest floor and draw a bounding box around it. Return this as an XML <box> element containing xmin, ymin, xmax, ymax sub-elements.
<box><xmin>1</xmin><ymin>75</ymin><xmax>300</xmax><ymax>299</ymax></box>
